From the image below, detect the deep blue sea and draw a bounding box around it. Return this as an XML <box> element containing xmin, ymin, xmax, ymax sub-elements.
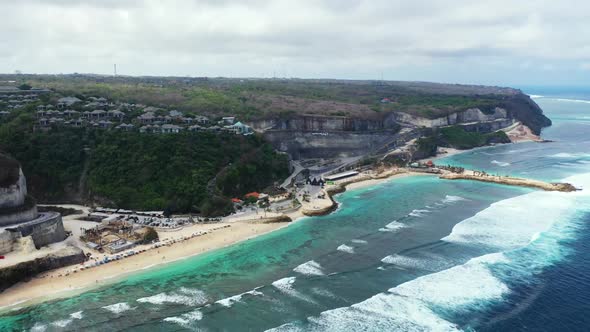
<box><xmin>1</xmin><ymin>89</ymin><xmax>589</xmax><ymax>331</ymax></box>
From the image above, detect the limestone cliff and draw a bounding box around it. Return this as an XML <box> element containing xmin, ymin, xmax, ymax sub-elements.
<box><xmin>254</xmin><ymin>91</ymin><xmax>549</xmax><ymax>160</ymax></box>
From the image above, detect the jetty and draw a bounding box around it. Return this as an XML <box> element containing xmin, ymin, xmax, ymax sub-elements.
<box><xmin>439</xmin><ymin>170</ymin><xmax>578</xmax><ymax>192</ymax></box>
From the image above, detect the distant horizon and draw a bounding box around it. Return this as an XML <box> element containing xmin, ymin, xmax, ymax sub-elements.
<box><xmin>2</xmin><ymin>1</ymin><xmax>590</xmax><ymax>87</ymax></box>
<box><xmin>1</xmin><ymin>72</ymin><xmax>589</xmax><ymax>91</ymax></box>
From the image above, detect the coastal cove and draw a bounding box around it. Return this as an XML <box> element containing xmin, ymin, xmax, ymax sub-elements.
<box><xmin>1</xmin><ymin>95</ymin><xmax>590</xmax><ymax>331</ymax></box>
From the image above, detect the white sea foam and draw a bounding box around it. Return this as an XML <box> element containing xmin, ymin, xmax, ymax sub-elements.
<box><xmin>163</xmin><ymin>310</ymin><xmax>203</xmax><ymax>328</ymax></box>
<box><xmin>269</xmin><ymin>253</ymin><xmax>509</xmax><ymax>332</ymax></box>
<box><xmin>137</xmin><ymin>288</ymin><xmax>208</xmax><ymax>306</ymax></box>
<box><xmin>267</xmin><ymin>292</ymin><xmax>459</xmax><ymax>331</ymax></box>
<box><xmin>409</xmin><ymin>209</ymin><xmax>429</xmax><ymax>217</ymax></box>
<box><xmin>553</xmin><ymin>98</ymin><xmax>590</xmax><ymax>104</ymax></box>
<box><xmin>216</xmin><ymin>288</ymin><xmax>264</xmax><ymax>307</ymax></box>
<box><xmin>50</xmin><ymin>319</ymin><xmax>73</xmax><ymax>328</ymax></box>
<box><xmin>70</xmin><ymin>311</ymin><xmax>84</xmax><ymax>319</ymax></box>
<box><xmin>442</xmin><ymin>188</ymin><xmax>578</xmax><ymax>250</ymax></box>
<box><xmin>441</xmin><ymin>195</ymin><xmax>467</xmax><ymax>204</ymax></box>
<box><xmin>551</xmin><ymin>152</ymin><xmax>590</xmax><ymax>159</ymax></box>
<box><xmin>379</xmin><ymin>220</ymin><xmax>406</xmax><ymax>232</ymax></box>
<box><xmin>351</xmin><ymin>239</ymin><xmax>367</xmax><ymax>244</ymax></box>
<box><xmin>30</xmin><ymin>323</ymin><xmax>47</xmax><ymax>332</ymax></box>
<box><xmin>102</xmin><ymin>302</ymin><xmax>135</xmax><ymax>314</ymax></box>
<box><xmin>294</xmin><ymin>260</ymin><xmax>325</xmax><ymax>276</ymax></box>
<box><xmin>491</xmin><ymin>160</ymin><xmax>511</xmax><ymax>167</ymax></box>
<box><xmin>529</xmin><ymin>94</ymin><xmax>544</xmax><ymax>99</ymax></box>
<box><xmin>381</xmin><ymin>254</ymin><xmax>452</xmax><ymax>272</ymax></box>
<box><xmin>272</xmin><ymin>277</ymin><xmax>296</xmax><ymax>292</ymax></box>
<box><xmin>311</xmin><ymin>287</ymin><xmax>337</xmax><ymax>299</ymax></box>
<box><xmin>337</xmin><ymin>244</ymin><xmax>355</xmax><ymax>254</ymax></box>
<box><xmin>272</xmin><ymin>277</ymin><xmax>316</xmax><ymax>304</ymax></box>
<box><xmin>389</xmin><ymin>253</ymin><xmax>510</xmax><ymax>308</ymax></box>
<box><xmin>268</xmin><ymin>172</ymin><xmax>590</xmax><ymax>332</ymax></box>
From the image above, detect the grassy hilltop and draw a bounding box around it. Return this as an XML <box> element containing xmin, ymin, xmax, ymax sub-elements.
<box><xmin>2</xmin><ymin>74</ymin><xmax>519</xmax><ymax>120</ymax></box>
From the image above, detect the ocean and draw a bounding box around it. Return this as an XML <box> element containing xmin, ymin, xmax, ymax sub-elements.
<box><xmin>1</xmin><ymin>89</ymin><xmax>590</xmax><ymax>331</ymax></box>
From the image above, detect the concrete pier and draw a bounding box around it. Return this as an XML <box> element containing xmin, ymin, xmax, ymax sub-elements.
<box><xmin>439</xmin><ymin>171</ymin><xmax>578</xmax><ymax>192</ymax></box>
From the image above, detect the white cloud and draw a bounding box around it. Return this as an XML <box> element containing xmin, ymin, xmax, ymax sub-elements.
<box><xmin>1</xmin><ymin>0</ymin><xmax>589</xmax><ymax>85</ymax></box>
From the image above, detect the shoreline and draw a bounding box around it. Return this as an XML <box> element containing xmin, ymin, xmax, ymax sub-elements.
<box><xmin>0</xmin><ymin>219</ymin><xmax>294</xmax><ymax>311</ymax></box>
<box><xmin>0</xmin><ymin>136</ymin><xmax>547</xmax><ymax>311</ymax></box>
<box><xmin>0</xmin><ymin>168</ymin><xmax>427</xmax><ymax>311</ymax></box>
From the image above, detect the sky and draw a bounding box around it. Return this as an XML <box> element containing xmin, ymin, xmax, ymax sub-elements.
<box><xmin>1</xmin><ymin>0</ymin><xmax>589</xmax><ymax>86</ymax></box>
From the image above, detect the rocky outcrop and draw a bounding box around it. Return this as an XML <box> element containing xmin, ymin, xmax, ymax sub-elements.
<box><xmin>0</xmin><ymin>166</ymin><xmax>27</xmax><ymax>210</ymax></box>
<box><xmin>0</xmin><ymin>154</ymin><xmax>67</xmax><ymax>255</ymax></box>
<box><xmin>497</xmin><ymin>94</ymin><xmax>551</xmax><ymax>135</ymax></box>
<box><xmin>0</xmin><ymin>246</ymin><xmax>86</xmax><ymax>292</ymax></box>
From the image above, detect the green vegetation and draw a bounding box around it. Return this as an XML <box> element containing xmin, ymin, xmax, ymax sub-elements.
<box><xmin>142</xmin><ymin>227</ymin><xmax>159</xmax><ymax>244</ymax></box>
<box><xmin>416</xmin><ymin>136</ymin><xmax>438</xmax><ymax>156</ymax></box>
<box><xmin>439</xmin><ymin>126</ymin><xmax>510</xmax><ymax>149</ymax></box>
<box><xmin>0</xmin><ymin>106</ymin><xmax>289</xmax><ymax>216</ymax></box>
<box><xmin>2</xmin><ymin>74</ymin><xmax>509</xmax><ymax>120</ymax></box>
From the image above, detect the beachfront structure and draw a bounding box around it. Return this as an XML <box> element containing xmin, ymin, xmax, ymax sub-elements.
<box><xmin>324</xmin><ymin>171</ymin><xmax>359</xmax><ymax>182</ymax></box>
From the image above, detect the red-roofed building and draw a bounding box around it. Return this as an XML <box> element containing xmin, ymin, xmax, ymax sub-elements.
<box><xmin>231</xmin><ymin>198</ymin><xmax>243</xmax><ymax>203</ymax></box>
<box><xmin>244</xmin><ymin>192</ymin><xmax>260</xmax><ymax>199</ymax></box>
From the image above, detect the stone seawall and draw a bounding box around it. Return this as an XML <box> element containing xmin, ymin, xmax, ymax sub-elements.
<box><xmin>0</xmin><ymin>247</ymin><xmax>86</xmax><ymax>292</ymax></box>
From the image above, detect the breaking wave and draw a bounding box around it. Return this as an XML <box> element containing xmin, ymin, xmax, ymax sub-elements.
<box><xmin>337</xmin><ymin>244</ymin><xmax>355</xmax><ymax>254</ymax></box>
<box><xmin>70</xmin><ymin>311</ymin><xmax>83</xmax><ymax>320</ymax></box>
<box><xmin>272</xmin><ymin>277</ymin><xmax>317</xmax><ymax>304</ymax></box>
<box><xmin>163</xmin><ymin>310</ymin><xmax>203</xmax><ymax>328</ymax></box>
<box><xmin>137</xmin><ymin>288</ymin><xmax>208</xmax><ymax>306</ymax></box>
<box><xmin>441</xmin><ymin>195</ymin><xmax>466</xmax><ymax>204</ymax></box>
<box><xmin>268</xmin><ymin>172</ymin><xmax>590</xmax><ymax>331</ymax></box>
<box><xmin>293</xmin><ymin>260</ymin><xmax>325</xmax><ymax>276</ymax></box>
<box><xmin>350</xmin><ymin>239</ymin><xmax>367</xmax><ymax>245</ymax></box>
<box><xmin>550</xmin><ymin>152</ymin><xmax>590</xmax><ymax>159</ymax></box>
<box><xmin>102</xmin><ymin>302</ymin><xmax>135</xmax><ymax>314</ymax></box>
<box><xmin>409</xmin><ymin>209</ymin><xmax>430</xmax><ymax>217</ymax></box>
<box><xmin>381</xmin><ymin>254</ymin><xmax>453</xmax><ymax>272</ymax></box>
<box><xmin>491</xmin><ymin>160</ymin><xmax>511</xmax><ymax>167</ymax></box>
<box><xmin>379</xmin><ymin>220</ymin><xmax>405</xmax><ymax>232</ymax></box>
<box><xmin>553</xmin><ymin>98</ymin><xmax>590</xmax><ymax>104</ymax></box>
<box><xmin>216</xmin><ymin>287</ymin><xmax>263</xmax><ymax>307</ymax></box>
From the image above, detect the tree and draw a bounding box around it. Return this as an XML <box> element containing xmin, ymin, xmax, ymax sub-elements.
<box><xmin>142</xmin><ymin>227</ymin><xmax>159</xmax><ymax>243</ymax></box>
<box><xmin>18</xmin><ymin>84</ymin><xmax>32</xmax><ymax>90</ymax></box>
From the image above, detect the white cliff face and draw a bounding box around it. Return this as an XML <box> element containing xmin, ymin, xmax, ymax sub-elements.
<box><xmin>0</xmin><ymin>168</ymin><xmax>27</xmax><ymax>209</ymax></box>
<box><xmin>394</xmin><ymin>107</ymin><xmax>511</xmax><ymax>128</ymax></box>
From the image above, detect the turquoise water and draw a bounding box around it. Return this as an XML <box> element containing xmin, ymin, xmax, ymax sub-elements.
<box><xmin>1</xmin><ymin>95</ymin><xmax>590</xmax><ymax>331</ymax></box>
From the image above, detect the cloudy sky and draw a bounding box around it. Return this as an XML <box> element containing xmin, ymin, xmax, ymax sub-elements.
<box><xmin>1</xmin><ymin>0</ymin><xmax>589</xmax><ymax>86</ymax></box>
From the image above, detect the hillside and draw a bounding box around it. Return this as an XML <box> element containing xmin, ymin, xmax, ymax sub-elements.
<box><xmin>0</xmin><ymin>116</ymin><xmax>289</xmax><ymax>216</ymax></box>
<box><xmin>0</xmin><ymin>75</ymin><xmax>548</xmax><ymax>127</ymax></box>
<box><xmin>0</xmin><ymin>75</ymin><xmax>552</xmax><ymax>212</ymax></box>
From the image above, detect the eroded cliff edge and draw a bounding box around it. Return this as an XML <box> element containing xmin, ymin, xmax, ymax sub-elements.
<box><xmin>250</xmin><ymin>89</ymin><xmax>551</xmax><ymax>160</ymax></box>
